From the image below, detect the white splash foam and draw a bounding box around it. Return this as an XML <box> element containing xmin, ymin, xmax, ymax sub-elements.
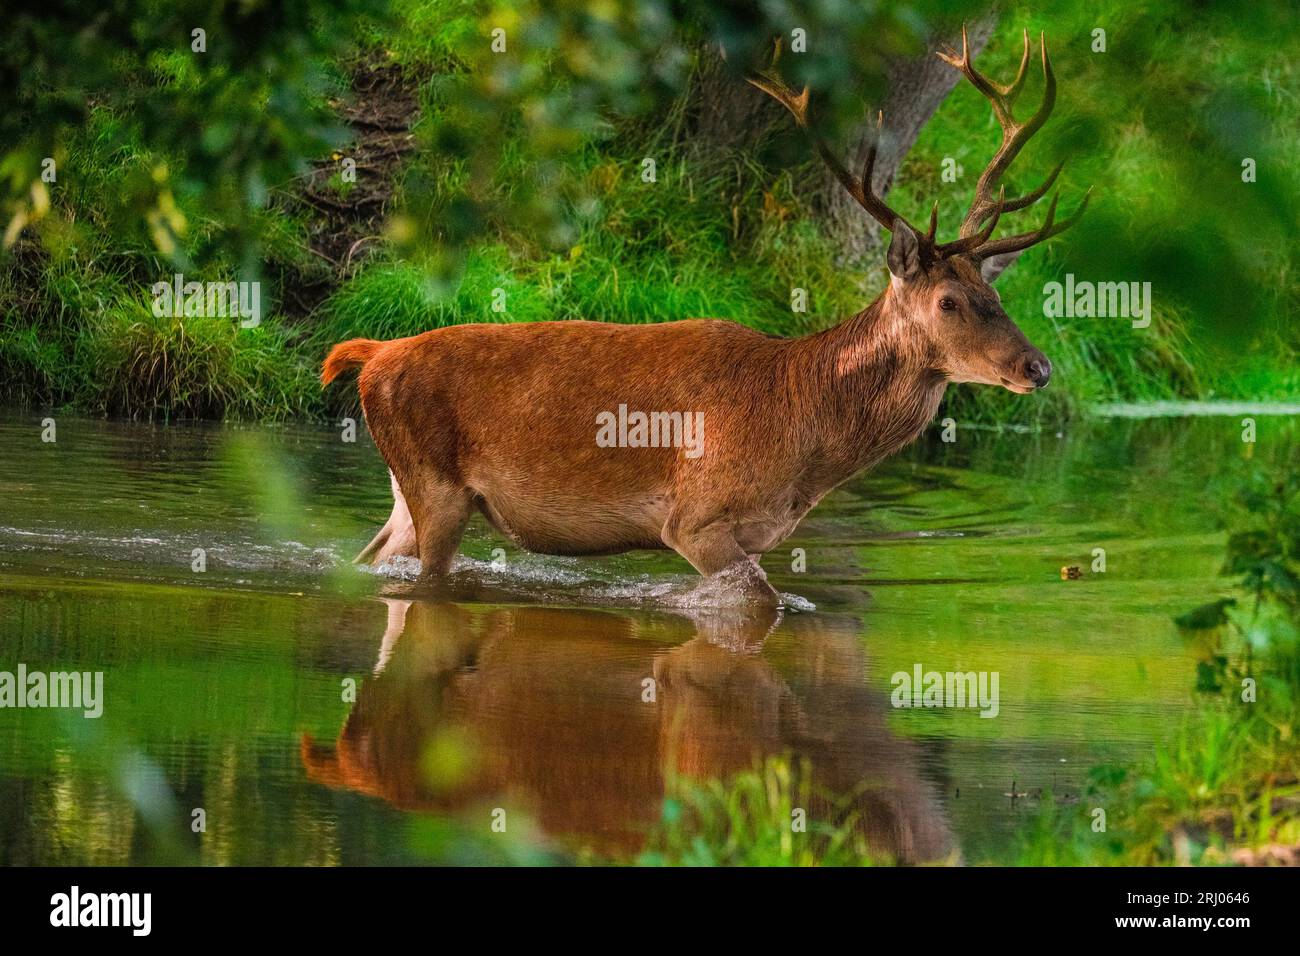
<box><xmin>362</xmin><ymin>551</ymin><xmax>815</xmax><ymax>612</ymax></box>
<box><xmin>364</xmin><ymin>554</ymin><xmax>423</xmax><ymax>581</ymax></box>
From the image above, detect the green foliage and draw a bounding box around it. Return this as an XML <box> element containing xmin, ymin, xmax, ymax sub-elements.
<box><xmin>1179</xmin><ymin>448</ymin><xmax>1300</xmax><ymax>688</ymax></box>
<box><xmin>2</xmin><ymin>0</ymin><xmax>380</xmax><ymax>266</ymax></box>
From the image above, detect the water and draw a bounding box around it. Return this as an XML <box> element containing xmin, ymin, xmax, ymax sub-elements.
<box><xmin>1090</xmin><ymin>400</ymin><xmax>1300</xmax><ymax>418</ymax></box>
<box><xmin>0</xmin><ymin>413</ymin><xmax>1269</xmax><ymax>864</ymax></box>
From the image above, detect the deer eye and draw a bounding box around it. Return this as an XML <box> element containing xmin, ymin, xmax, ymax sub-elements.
<box><xmin>939</xmin><ymin>297</ymin><xmax>958</xmax><ymax>311</ymax></box>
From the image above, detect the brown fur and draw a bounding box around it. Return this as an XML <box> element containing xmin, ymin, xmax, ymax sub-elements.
<box><xmin>323</xmin><ymin>250</ymin><xmax>1048</xmax><ymax>601</ymax></box>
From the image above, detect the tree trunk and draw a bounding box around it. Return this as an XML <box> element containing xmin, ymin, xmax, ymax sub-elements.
<box><xmin>679</xmin><ymin>46</ymin><xmax>786</xmax><ymax>156</ymax></box>
<box><xmin>817</xmin><ymin>17</ymin><xmax>996</xmax><ymax>264</ymax></box>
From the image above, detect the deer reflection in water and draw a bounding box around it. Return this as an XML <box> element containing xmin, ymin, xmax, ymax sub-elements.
<box><xmin>301</xmin><ymin>601</ymin><xmax>955</xmax><ymax>863</ymax></box>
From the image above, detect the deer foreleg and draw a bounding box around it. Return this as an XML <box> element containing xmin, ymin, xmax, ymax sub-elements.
<box><xmin>663</xmin><ymin>515</ymin><xmax>779</xmax><ymax>606</ymax></box>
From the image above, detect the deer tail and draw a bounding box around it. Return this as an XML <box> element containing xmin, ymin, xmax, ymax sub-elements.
<box><xmin>321</xmin><ymin>338</ymin><xmax>381</xmax><ymax>386</ymax></box>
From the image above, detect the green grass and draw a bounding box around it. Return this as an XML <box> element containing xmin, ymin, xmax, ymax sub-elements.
<box><xmin>1014</xmin><ymin>703</ymin><xmax>1300</xmax><ymax>866</ymax></box>
<box><xmin>78</xmin><ymin>299</ymin><xmax>319</xmax><ymax>420</ymax></box>
<box><xmin>1</xmin><ymin>258</ymin><xmax>319</xmax><ymax>420</ymax></box>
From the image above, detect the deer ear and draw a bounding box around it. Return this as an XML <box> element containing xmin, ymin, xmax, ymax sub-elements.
<box><xmin>979</xmin><ymin>251</ymin><xmax>1020</xmax><ymax>284</ymax></box>
<box><xmin>887</xmin><ymin>222</ymin><xmax>922</xmax><ymax>283</ymax></box>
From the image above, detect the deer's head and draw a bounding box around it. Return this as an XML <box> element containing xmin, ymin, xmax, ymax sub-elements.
<box><xmin>750</xmin><ymin>28</ymin><xmax>1090</xmax><ymax>394</ymax></box>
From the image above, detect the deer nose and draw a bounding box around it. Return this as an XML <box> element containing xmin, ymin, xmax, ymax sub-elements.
<box><xmin>1025</xmin><ymin>355</ymin><xmax>1052</xmax><ymax>388</ymax></box>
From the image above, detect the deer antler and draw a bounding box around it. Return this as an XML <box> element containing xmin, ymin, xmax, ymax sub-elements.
<box><xmin>937</xmin><ymin>26</ymin><xmax>1089</xmax><ymax>258</ymax></box>
<box><xmin>749</xmin><ymin>30</ymin><xmax>1087</xmax><ymax>262</ymax></box>
<box><xmin>746</xmin><ymin>40</ymin><xmax>923</xmax><ymax>237</ymax></box>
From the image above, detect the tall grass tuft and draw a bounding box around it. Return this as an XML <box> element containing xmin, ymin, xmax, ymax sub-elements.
<box><xmin>74</xmin><ymin>294</ymin><xmax>318</xmax><ymax>420</ymax></box>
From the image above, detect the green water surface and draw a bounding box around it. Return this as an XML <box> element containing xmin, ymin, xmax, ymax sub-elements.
<box><xmin>0</xmin><ymin>413</ymin><xmax>1270</xmax><ymax>864</ymax></box>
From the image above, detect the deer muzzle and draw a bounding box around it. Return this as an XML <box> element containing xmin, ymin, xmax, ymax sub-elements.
<box><xmin>1025</xmin><ymin>353</ymin><xmax>1052</xmax><ymax>388</ymax></box>
<box><xmin>997</xmin><ymin>349</ymin><xmax>1052</xmax><ymax>393</ymax></box>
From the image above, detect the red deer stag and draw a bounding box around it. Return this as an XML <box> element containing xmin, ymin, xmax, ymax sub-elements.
<box><xmin>322</xmin><ymin>28</ymin><xmax>1089</xmax><ymax>605</ymax></box>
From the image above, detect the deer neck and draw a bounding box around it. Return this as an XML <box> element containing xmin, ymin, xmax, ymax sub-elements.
<box><xmin>785</xmin><ymin>290</ymin><xmax>947</xmax><ymax>489</ymax></box>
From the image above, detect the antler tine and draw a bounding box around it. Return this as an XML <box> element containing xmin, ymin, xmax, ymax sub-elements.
<box><xmin>858</xmin><ymin>110</ymin><xmax>883</xmax><ymax>199</ymax></box>
<box><xmin>973</xmin><ymin>186</ymin><xmax>1093</xmax><ymax>260</ymax></box>
<box><xmin>857</xmin><ymin>110</ymin><xmax>903</xmax><ymax>218</ymax></box>
<box><xmin>926</xmin><ymin>201</ymin><xmax>939</xmax><ymax>242</ymax></box>
<box><xmin>937</xmin><ymin>25</ymin><xmax>1004</xmax><ymax>120</ymax></box>
<box><xmin>937</xmin><ymin>186</ymin><xmax>1005</xmax><ymax>256</ymax></box>
<box><xmin>995</xmin><ymin>160</ymin><xmax>1063</xmax><ymax>217</ymax></box>
<box><xmin>747</xmin><ymin>43</ymin><xmax>920</xmax><ymax>235</ymax></box>
<box><xmin>745</xmin><ymin>41</ymin><xmax>812</xmax><ymax>127</ymax></box>
<box><xmin>1003</xmin><ymin>28</ymin><xmax>1032</xmax><ymax>108</ymax></box>
<box><xmin>937</xmin><ymin>27</ymin><xmax>1032</xmax><ymax>121</ymax></box>
<box><xmin>1020</xmin><ymin>32</ymin><xmax>1058</xmax><ymax>145</ymax></box>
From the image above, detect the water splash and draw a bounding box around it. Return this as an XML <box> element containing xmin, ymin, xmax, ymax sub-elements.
<box><xmin>0</xmin><ymin>525</ymin><xmax>342</xmax><ymax>576</ymax></box>
<box><xmin>363</xmin><ymin>552</ymin><xmax>815</xmax><ymax>612</ymax></box>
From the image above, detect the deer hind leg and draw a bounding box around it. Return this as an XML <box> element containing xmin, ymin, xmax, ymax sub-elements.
<box><xmin>663</xmin><ymin>514</ymin><xmax>779</xmax><ymax>606</ymax></box>
<box><xmin>355</xmin><ymin>471</ymin><xmax>417</xmax><ymax>564</ymax></box>
<box><xmin>402</xmin><ymin>474</ymin><xmax>475</xmax><ymax>579</ymax></box>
